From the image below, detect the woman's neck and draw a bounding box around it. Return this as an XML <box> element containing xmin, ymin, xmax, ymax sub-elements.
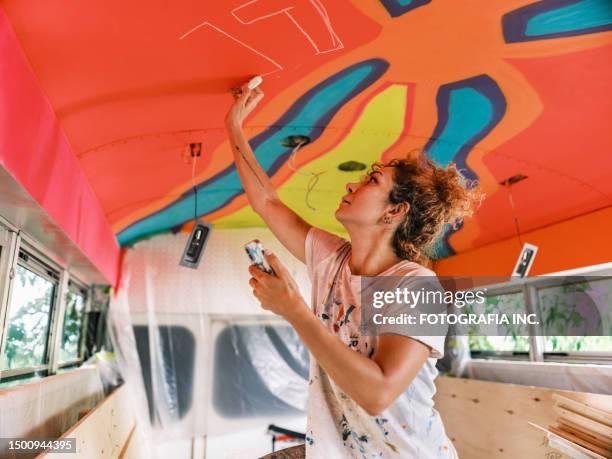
<box><xmin>346</xmin><ymin>226</ymin><xmax>403</xmax><ymax>276</ymax></box>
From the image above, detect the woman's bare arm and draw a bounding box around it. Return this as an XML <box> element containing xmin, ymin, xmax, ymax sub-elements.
<box><xmin>225</xmin><ymin>84</ymin><xmax>311</xmax><ymax>262</ymax></box>
<box><xmin>251</xmin><ymin>253</ymin><xmax>432</xmax><ymax>416</ymax></box>
<box><xmin>291</xmin><ymin>304</ymin><xmax>431</xmax><ymax>416</ymax></box>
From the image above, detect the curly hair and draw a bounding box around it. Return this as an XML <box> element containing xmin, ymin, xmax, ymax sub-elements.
<box><xmin>373</xmin><ymin>155</ymin><xmax>483</xmax><ymax>263</ymax></box>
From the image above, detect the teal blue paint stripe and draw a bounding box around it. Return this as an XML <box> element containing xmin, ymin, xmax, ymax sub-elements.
<box><xmin>427</xmin><ymin>87</ymin><xmax>493</xmax><ymax>167</ymax></box>
<box><xmin>426</xmin><ymin>84</ymin><xmax>497</xmax><ymax>259</ymax></box>
<box><xmin>526</xmin><ymin>0</ymin><xmax>612</xmax><ymax>36</ymax></box>
<box><xmin>430</xmin><ymin>227</ymin><xmax>454</xmax><ymax>259</ymax></box>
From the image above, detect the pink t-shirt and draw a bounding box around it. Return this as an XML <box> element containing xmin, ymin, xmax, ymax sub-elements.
<box><xmin>304</xmin><ymin>227</ymin><xmax>457</xmax><ymax>458</ymax></box>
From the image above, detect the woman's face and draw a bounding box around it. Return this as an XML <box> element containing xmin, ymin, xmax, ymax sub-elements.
<box><xmin>335</xmin><ymin>165</ymin><xmax>396</xmax><ymax>227</ymax></box>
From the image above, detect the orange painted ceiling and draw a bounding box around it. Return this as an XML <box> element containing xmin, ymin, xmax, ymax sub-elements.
<box><xmin>2</xmin><ymin>0</ymin><xmax>612</xmax><ymax>258</ymax></box>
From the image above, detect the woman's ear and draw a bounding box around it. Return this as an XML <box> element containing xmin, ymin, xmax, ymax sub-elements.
<box><xmin>380</xmin><ymin>202</ymin><xmax>409</xmax><ymax>225</ymax></box>
<box><xmin>389</xmin><ymin>202</ymin><xmax>410</xmax><ymax>220</ymax></box>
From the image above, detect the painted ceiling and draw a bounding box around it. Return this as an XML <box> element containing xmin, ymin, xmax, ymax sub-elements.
<box><xmin>2</xmin><ymin>0</ymin><xmax>611</xmax><ymax>259</ymax></box>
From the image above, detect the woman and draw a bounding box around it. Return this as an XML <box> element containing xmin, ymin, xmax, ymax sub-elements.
<box><xmin>225</xmin><ymin>83</ymin><xmax>480</xmax><ymax>458</ymax></box>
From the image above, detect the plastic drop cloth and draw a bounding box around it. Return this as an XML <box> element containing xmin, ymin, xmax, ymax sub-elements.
<box><xmin>0</xmin><ymin>366</ymin><xmax>105</xmax><ymax>459</ymax></box>
<box><xmin>108</xmin><ymin>230</ymin><xmax>311</xmax><ymax>449</ymax></box>
<box><xmin>436</xmin><ymin>324</ymin><xmax>471</xmax><ymax>377</ymax></box>
<box><xmin>212</xmin><ymin>323</ymin><xmax>309</xmax><ymax>417</ymax></box>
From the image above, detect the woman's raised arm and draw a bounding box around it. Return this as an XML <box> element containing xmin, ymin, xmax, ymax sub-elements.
<box><xmin>225</xmin><ymin>83</ymin><xmax>311</xmax><ymax>262</ymax></box>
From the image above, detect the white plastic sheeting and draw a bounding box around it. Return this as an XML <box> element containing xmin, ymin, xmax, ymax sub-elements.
<box><xmin>467</xmin><ymin>359</ymin><xmax>612</xmax><ymax>394</ymax></box>
<box><xmin>0</xmin><ymin>366</ymin><xmax>104</xmax><ymax>458</ymax></box>
<box><xmin>436</xmin><ymin>327</ymin><xmax>471</xmax><ymax>377</ymax></box>
<box><xmin>236</xmin><ymin>325</ymin><xmax>308</xmax><ymax>411</ymax></box>
<box><xmin>118</xmin><ymin>228</ymin><xmax>310</xmax><ymax>315</ymax></box>
<box><xmin>210</xmin><ymin>322</ymin><xmax>309</xmax><ymax>416</ymax></box>
<box><xmin>109</xmin><ymin>228</ymin><xmax>311</xmax><ymax>450</ymax></box>
<box><xmin>108</xmin><ymin>227</ymin><xmax>612</xmax><ymax>456</ymax></box>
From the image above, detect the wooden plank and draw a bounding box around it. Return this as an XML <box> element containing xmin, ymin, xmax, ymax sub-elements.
<box><xmin>557</xmin><ymin>422</ymin><xmax>612</xmax><ymax>451</ymax></box>
<box><xmin>37</xmin><ymin>385</ymin><xmax>137</xmax><ymax>459</ymax></box>
<box><xmin>433</xmin><ymin>376</ymin><xmax>612</xmax><ymax>459</ymax></box>
<box><xmin>558</xmin><ymin>419</ymin><xmax>612</xmax><ymax>450</ymax></box>
<box><xmin>554</xmin><ymin>407</ymin><xmax>612</xmax><ymax>439</ymax></box>
<box><xmin>119</xmin><ymin>424</ymin><xmax>148</xmax><ymax>459</ymax></box>
<box><xmin>118</xmin><ymin>425</ymin><xmax>137</xmax><ymax>459</ymax></box>
<box><xmin>548</xmin><ymin>425</ymin><xmax>612</xmax><ymax>459</ymax></box>
<box><xmin>554</xmin><ymin>394</ymin><xmax>612</xmax><ymax>427</ymax></box>
<box><xmin>530</xmin><ymin>422</ymin><xmax>608</xmax><ymax>459</ymax></box>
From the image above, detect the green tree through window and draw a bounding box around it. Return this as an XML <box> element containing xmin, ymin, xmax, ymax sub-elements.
<box><xmin>466</xmin><ymin>292</ymin><xmax>530</xmax><ymax>353</ymax></box>
<box><xmin>3</xmin><ymin>265</ymin><xmax>55</xmax><ymax>370</ymax></box>
<box><xmin>539</xmin><ymin>278</ymin><xmax>612</xmax><ymax>353</ymax></box>
<box><xmin>59</xmin><ymin>290</ymin><xmax>85</xmax><ymax>362</ymax></box>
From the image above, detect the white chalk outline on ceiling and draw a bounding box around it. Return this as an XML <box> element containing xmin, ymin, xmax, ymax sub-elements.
<box><xmin>179</xmin><ymin>0</ymin><xmax>343</xmax><ymax>76</ymax></box>
<box><xmin>231</xmin><ymin>0</ymin><xmax>344</xmax><ymax>55</ymax></box>
<box><xmin>179</xmin><ymin>21</ymin><xmax>283</xmax><ymax>76</ymax></box>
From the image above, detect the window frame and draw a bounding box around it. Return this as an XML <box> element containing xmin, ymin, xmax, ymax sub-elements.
<box><xmin>467</xmin><ymin>262</ymin><xmax>612</xmax><ymax>365</ymax></box>
<box><xmin>0</xmin><ymin>235</ymin><xmax>62</xmax><ymax>379</ymax></box>
<box><xmin>466</xmin><ymin>283</ymin><xmax>534</xmax><ymax>361</ymax></box>
<box><xmin>0</xmin><ymin>220</ymin><xmax>18</xmax><ymax>365</ymax></box>
<box><xmin>0</xmin><ymin>223</ymin><xmax>94</xmax><ymax>383</ymax></box>
<box><xmin>56</xmin><ymin>278</ymin><xmax>90</xmax><ymax>369</ymax></box>
<box><xmin>533</xmin><ymin>274</ymin><xmax>612</xmax><ymax>364</ymax></box>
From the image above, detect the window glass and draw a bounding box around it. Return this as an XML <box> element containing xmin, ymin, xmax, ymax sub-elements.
<box><xmin>2</xmin><ymin>264</ymin><xmax>55</xmax><ymax>370</ymax></box>
<box><xmin>538</xmin><ymin>277</ymin><xmax>612</xmax><ymax>353</ymax></box>
<box><xmin>467</xmin><ymin>291</ymin><xmax>530</xmax><ymax>354</ymax></box>
<box><xmin>212</xmin><ymin>324</ymin><xmax>309</xmax><ymax>417</ymax></box>
<box><xmin>59</xmin><ymin>289</ymin><xmax>86</xmax><ymax>363</ymax></box>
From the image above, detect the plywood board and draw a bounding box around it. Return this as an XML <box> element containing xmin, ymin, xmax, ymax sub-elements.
<box><xmin>38</xmin><ymin>385</ymin><xmax>137</xmax><ymax>459</ymax></box>
<box><xmin>434</xmin><ymin>376</ymin><xmax>612</xmax><ymax>459</ymax></box>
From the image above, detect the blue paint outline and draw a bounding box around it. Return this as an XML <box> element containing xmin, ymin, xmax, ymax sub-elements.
<box><xmin>425</xmin><ymin>74</ymin><xmax>506</xmax><ymax>258</ymax></box>
<box><xmin>425</xmin><ymin>74</ymin><xmax>506</xmax><ymax>181</ymax></box>
<box><xmin>379</xmin><ymin>0</ymin><xmax>431</xmax><ymax>18</ymax></box>
<box><xmin>503</xmin><ymin>0</ymin><xmax>612</xmax><ymax>43</ymax></box>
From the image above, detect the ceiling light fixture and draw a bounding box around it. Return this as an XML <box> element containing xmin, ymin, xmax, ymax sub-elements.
<box><xmin>500</xmin><ymin>174</ymin><xmax>538</xmax><ymax>278</ymax></box>
<box><xmin>179</xmin><ymin>142</ymin><xmax>212</xmax><ymax>269</ymax></box>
